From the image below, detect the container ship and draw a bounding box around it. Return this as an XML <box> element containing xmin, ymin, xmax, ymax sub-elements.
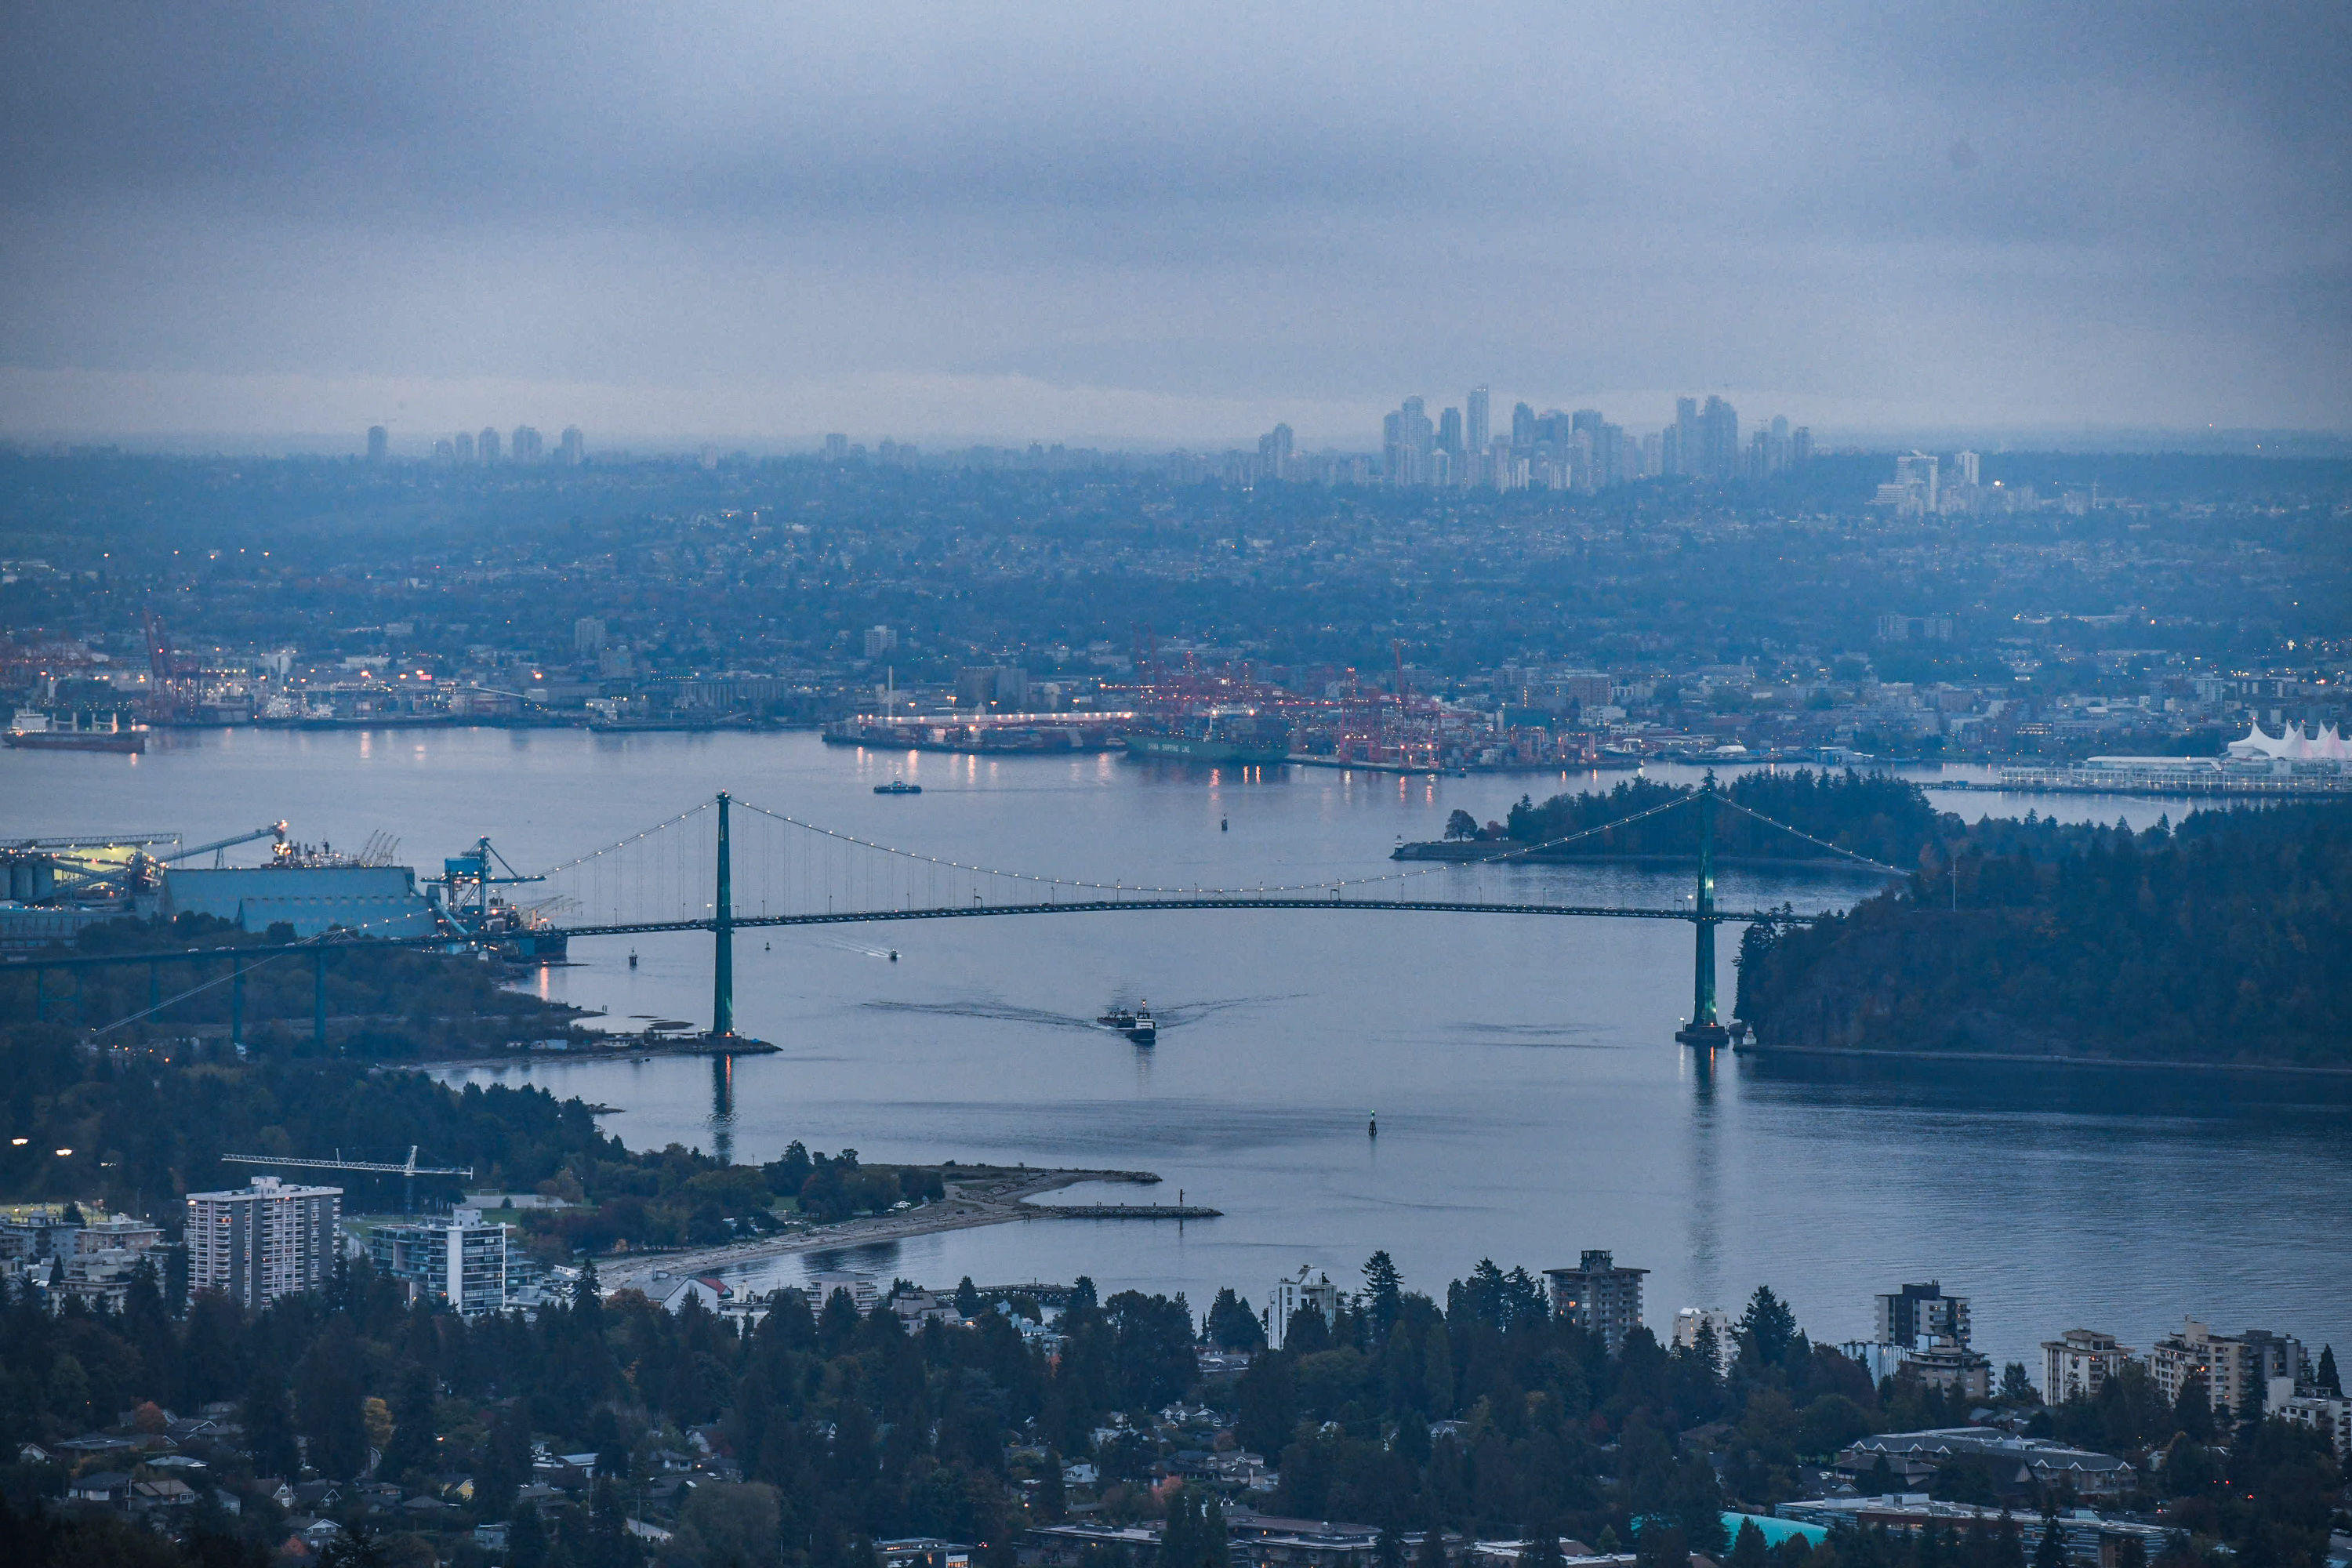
<box><xmin>1123</xmin><ymin>710</ymin><xmax>1290</xmax><ymax>766</ymax></box>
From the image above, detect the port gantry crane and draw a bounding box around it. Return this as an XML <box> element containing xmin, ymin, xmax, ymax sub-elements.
<box><xmin>220</xmin><ymin>1146</ymin><xmax>475</xmax><ymax>1214</ymax></box>
<box><xmin>441</xmin><ymin>836</ymin><xmax>544</xmax><ymax>924</ymax></box>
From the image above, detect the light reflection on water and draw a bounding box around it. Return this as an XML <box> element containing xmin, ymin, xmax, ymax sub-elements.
<box><xmin>7</xmin><ymin>728</ymin><xmax>2343</xmax><ymax>1368</ymax></box>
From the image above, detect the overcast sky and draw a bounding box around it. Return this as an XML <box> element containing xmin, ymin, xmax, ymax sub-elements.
<box><xmin>2</xmin><ymin>2</ymin><xmax>2347</xmax><ymax>447</ymax></box>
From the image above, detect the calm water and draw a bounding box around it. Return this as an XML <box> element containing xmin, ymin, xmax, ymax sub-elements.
<box><xmin>8</xmin><ymin>729</ymin><xmax>2347</xmax><ymax>1373</ymax></box>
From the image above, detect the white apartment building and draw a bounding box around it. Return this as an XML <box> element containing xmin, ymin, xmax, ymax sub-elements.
<box><xmin>2150</xmin><ymin>1319</ymin><xmax>2305</xmax><ymax>1417</ymax></box>
<box><xmin>1265</xmin><ymin>1266</ymin><xmax>1340</xmax><ymax>1350</ymax></box>
<box><xmin>186</xmin><ymin>1177</ymin><xmax>342</xmax><ymax>1308</ymax></box>
<box><xmin>368</xmin><ymin>1208</ymin><xmax>510</xmax><ymax>1317</ymax></box>
<box><xmin>2267</xmin><ymin>1378</ymin><xmax>2350</xmax><ymax>1459</ymax></box>
<box><xmin>2042</xmin><ymin>1329</ymin><xmax>2134</xmax><ymax>1404</ymax></box>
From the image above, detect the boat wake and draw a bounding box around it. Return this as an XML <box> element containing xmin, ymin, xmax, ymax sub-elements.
<box><xmin>862</xmin><ymin>993</ymin><xmax>1294</xmax><ymax>1033</ymax></box>
<box><xmin>863</xmin><ymin>999</ymin><xmax>1101</xmax><ymax>1032</ymax></box>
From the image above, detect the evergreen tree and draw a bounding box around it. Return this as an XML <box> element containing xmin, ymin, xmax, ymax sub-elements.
<box><xmin>1730</xmin><ymin>1520</ymin><xmax>1773</xmax><ymax>1568</ymax></box>
<box><xmin>1160</xmin><ymin>1486</ymin><xmax>1228</xmax><ymax>1568</ymax></box>
<box><xmin>1206</xmin><ymin>1287</ymin><xmax>1265</xmax><ymax>1351</ymax></box>
<box><xmin>956</xmin><ymin>1276</ymin><xmax>983</xmax><ymax>1316</ymax></box>
<box><xmin>1363</xmin><ymin>1252</ymin><xmax>1404</xmax><ymax>1342</ymax></box>
<box><xmin>588</xmin><ymin>1405</ymin><xmax>628</xmax><ymax>1478</ymax></box>
<box><xmin>2034</xmin><ymin>1519</ymin><xmax>2067</xmax><ymax>1568</ymax></box>
<box><xmin>510</xmin><ymin>1504</ymin><xmax>550</xmax><ymax>1568</ymax></box>
<box><xmin>376</xmin><ymin>1363</ymin><xmax>438</xmax><ymax>1481</ymax></box>
<box><xmin>1036</xmin><ymin>1450</ymin><xmax>1066</xmax><ymax>1522</ymax></box>
<box><xmin>1994</xmin><ymin>1512</ymin><xmax>2026</xmax><ymax>1568</ymax></box>
<box><xmin>2175</xmin><ymin>1375</ymin><xmax>2214</xmax><ymax>1442</ymax></box>
<box><xmin>243</xmin><ymin>1360</ymin><xmax>299</xmax><ymax>1480</ymax></box>
<box><xmin>295</xmin><ymin>1321</ymin><xmax>368</xmax><ymax>1479</ymax></box>
<box><xmin>477</xmin><ymin>1400</ymin><xmax>534</xmax><ymax>1515</ymax></box>
<box><xmin>1670</xmin><ymin>1451</ymin><xmax>1729</xmax><ymax>1554</ymax></box>
<box><xmin>1284</xmin><ymin>1305</ymin><xmax>1332</xmax><ymax>1356</ymax></box>
<box><xmin>1633</xmin><ymin>1526</ymin><xmax>1687</xmax><ymax>1568</ymax></box>
<box><xmin>1421</xmin><ymin>1320</ymin><xmax>1454</xmax><ymax>1416</ymax></box>
<box><xmin>1737</xmin><ymin>1287</ymin><xmax>1799</xmax><ymax>1373</ymax></box>
<box><xmin>2318</xmin><ymin>1345</ymin><xmax>2340</xmax><ymax>1397</ymax></box>
<box><xmin>1523</xmin><ymin>1523</ymin><xmax>1567</xmax><ymax>1568</ymax></box>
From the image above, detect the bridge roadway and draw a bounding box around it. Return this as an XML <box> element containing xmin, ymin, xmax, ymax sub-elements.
<box><xmin>558</xmin><ymin>895</ymin><xmax>1820</xmax><ymax>941</ymax></box>
<box><xmin>3</xmin><ymin>896</ymin><xmax>1817</xmax><ymax>971</ymax></box>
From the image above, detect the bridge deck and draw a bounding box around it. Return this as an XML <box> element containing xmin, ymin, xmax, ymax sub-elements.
<box><xmin>570</xmin><ymin>896</ymin><xmax>1819</xmax><ymax>938</ymax></box>
<box><xmin>5</xmin><ymin>897</ymin><xmax>1820</xmax><ymax>969</ymax></box>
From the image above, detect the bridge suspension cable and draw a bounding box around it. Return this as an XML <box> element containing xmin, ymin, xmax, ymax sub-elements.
<box><xmin>727</xmin><ymin>788</ymin><xmax>1708</xmax><ymax>903</ymax></box>
<box><xmin>528</xmin><ymin>799</ymin><xmax>716</xmax><ymax>879</ymax></box>
<box><xmin>1710</xmin><ymin>796</ymin><xmax>1908</xmax><ymax>875</ymax></box>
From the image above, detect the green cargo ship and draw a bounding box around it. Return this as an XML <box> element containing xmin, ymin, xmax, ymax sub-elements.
<box><xmin>1124</xmin><ymin>732</ymin><xmax>1291</xmax><ymax>765</ymax></box>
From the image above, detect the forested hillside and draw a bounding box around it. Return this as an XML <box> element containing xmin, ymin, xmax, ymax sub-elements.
<box><xmin>1454</xmin><ymin>770</ymin><xmax>1950</xmax><ymax>866</ymax></box>
<box><xmin>1737</xmin><ymin>801</ymin><xmax>2352</xmax><ymax>1068</ymax></box>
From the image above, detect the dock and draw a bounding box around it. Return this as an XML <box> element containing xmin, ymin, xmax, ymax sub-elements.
<box><xmin>1025</xmin><ymin>1201</ymin><xmax>1221</xmax><ymax>1219</ymax></box>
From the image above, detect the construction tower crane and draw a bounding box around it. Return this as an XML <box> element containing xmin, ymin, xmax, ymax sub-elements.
<box><xmin>221</xmin><ymin>1145</ymin><xmax>475</xmax><ymax>1213</ymax></box>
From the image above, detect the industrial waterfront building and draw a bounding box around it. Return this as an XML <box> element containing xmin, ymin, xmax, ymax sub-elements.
<box><xmin>185</xmin><ymin>1176</ymin><xmax>342</xmax><ymax>1308</ymax></box>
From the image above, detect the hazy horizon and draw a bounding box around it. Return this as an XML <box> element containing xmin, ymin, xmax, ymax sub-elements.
<box><xmin>5</xmin><ymin>4</ymin><xmax>2349</xmax><ymax>442</ymax></box>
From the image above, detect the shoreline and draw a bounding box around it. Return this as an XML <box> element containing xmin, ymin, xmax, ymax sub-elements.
<box><xmin>593</xmin><ymin>1165</ymin><xmax>1167</xmax><ymax>1295</ymax></box>
<box><xmin>1742</xmin><ymin>1041</ymin><xmax>2352</xmax><ymax>1080</ymax></box>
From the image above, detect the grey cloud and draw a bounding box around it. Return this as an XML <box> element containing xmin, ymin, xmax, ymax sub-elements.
<box><xmin>2</xmin><ymin>1</ymin><xmax>2348</xmax><ymax>434</ymax></box>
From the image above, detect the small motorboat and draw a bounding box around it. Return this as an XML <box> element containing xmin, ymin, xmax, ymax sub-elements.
<box><xmin>874</xmin><ymin>779</ymin><xmax>922</xmax><ymax>795</ymax></box>
<box><xmin>1096</xmin><ymin>1002</ymin><xmax>1157</xmax><ymax>1041</ymax></box>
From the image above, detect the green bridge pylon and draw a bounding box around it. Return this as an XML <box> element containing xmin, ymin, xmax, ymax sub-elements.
<box><xmin>1675</xmin><ymin>773</ymin><xmax>1733</xmax><ymax>1050</ymax></box>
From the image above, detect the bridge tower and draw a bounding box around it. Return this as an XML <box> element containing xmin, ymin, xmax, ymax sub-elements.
<box><xmin>1675</xmin><ymin>772</ymin><xmax>1733</xmax><ymax>1049</ymax></box>
<box><xmin>712</xmin><ymin>790</ymin><xmax>735</xmax><ymax>1037</ymax></box>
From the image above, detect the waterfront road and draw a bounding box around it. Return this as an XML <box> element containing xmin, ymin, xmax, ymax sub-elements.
<box><xmin>593</xmin><ymin>1164</ymin><xmax>1165</xmax><ymax>1297</ymax></box>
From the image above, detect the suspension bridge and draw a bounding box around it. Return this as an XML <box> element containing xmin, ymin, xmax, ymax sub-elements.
<box><xmin>13</xmin><ymin>775</ymin><xmax>1904</xmax><ymax>1050</ymax></box>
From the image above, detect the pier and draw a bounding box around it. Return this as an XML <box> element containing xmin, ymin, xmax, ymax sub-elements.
<box><xmin>1025</xmin><ymin>1201</ymin><xmax>1221</xmax><ymax>1219</ymax></box>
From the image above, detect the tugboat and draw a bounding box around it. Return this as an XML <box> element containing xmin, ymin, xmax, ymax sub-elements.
<box><xmin>873</xmin><ymin>779</ymin><xmax>922</xmax><ymax>795</ymax></box>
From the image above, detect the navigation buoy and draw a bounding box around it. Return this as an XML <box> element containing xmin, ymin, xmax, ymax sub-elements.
<box><xmin>1368</xmin><ymin>1112</ymin><xmax>1378</xmax><ymax>1138</ymax></box>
